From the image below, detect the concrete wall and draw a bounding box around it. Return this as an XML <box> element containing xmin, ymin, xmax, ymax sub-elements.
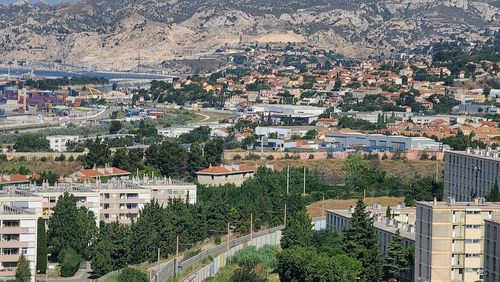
<box><xmin>4</xmin><ymin>152</ymin><xmax>86</xmax><ymax>161</ymax></box>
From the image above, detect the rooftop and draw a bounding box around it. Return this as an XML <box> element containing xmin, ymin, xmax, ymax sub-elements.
<box><xmin>445</xmin><ymin>147</ymin><xmax>500</xmax><ymax>160</ymax></box>
<box><xmin>197</xmin><ymin>164</ymin><xmax>258</xmax><ymax>175</ymax></box>
<box><xmin>327</xmin><ymin>209</ymin><xmax>415</xmax><ymax>241</ymax></box>
<box><xmin>417</xmin><ymin>200</ymin><xmax>500</xmax><ymax>209</ymax></box>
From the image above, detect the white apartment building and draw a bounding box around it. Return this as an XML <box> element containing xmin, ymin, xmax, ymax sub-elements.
<box><xmin>0</xmin><ymin>189</ymin><xmax>42</xmax><ymax>282</ymax></box>
<box><xmin>46</xmin><ymin>135</ymin><xmax>79</xmax><ymax>152</ymax></box>
<box><xmin>9</xmin><ymin>177</ymin><xmax>197</xmax><ymax>225</ymax></box>
<box><xmin>415</xmin><ymin>199</ymin><xmax>500</xmax><ymax>282</ymax></box>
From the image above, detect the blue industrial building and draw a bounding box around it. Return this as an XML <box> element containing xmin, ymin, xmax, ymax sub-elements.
<box><xmin>324</xmin><ymin>132</ymin><xmax>446</xmax><ymax>152</ymax></box>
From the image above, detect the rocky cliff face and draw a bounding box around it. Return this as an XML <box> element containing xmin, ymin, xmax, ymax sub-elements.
<box><xmin>0</xmin><ymin>0</ymin><xmax>498</xmax><ymax>69</ymax></box>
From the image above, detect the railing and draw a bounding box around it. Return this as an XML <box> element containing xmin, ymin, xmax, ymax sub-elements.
<box><xmin>152</xmin><ymin>225</ymin><xmax>284</xmax><ymax>282</ymax></box>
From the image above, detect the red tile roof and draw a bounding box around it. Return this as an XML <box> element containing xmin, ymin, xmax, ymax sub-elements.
<box><xmin>197</xmin><ymin>165</ymin><xmax>258</xmax><ymax>175</ymax></box>
<box><xmin>0</xmin><ymin>174</ymin><xmax>30</xmax><ymax>184</ymax></box>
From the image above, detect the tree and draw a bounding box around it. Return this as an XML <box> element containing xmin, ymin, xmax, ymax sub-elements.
<box><xmin>277</xmin><ymin>247</ymin><xmax>362</xmax><ymax>282</ymax></box>
<box><xmin>36</xmin><ymin>217</ymin><xmax>47</xmax><ymax>274</ymax></box>
<box><xmin>109</xmin><ymin>120</ymin><xmax>122</xmax><ymax>134</ymax></box>
<box><xmin>204</xmin><ymin>138</ymin><xmax>224</xmax><ymax>166</ymax></box>
<box><xmin>129</xmin><ymin>201</ymin><xmax>174</xmax><ymax>263</ymax></box>
<box><xmin>34</xmin><ymin>170</ymin><xmax>59</xmax><ymax>186</ymax></box>
<box><xmin>14</xmin><ymin>134</ymin><xmax>50</xmax><ymax>152</ymax></box>
<box><xmin>342</xmin><ymin>199</ymin><xmax>382</xmax><ymax>282</ymax></box>
<box><xmin>83</xmin><ymin>139</ymin><xmax>111</xmax><ymax>168</ymax></box>
<box><xmin>281</xmin><ymin>209</ymin><xmax>314</xmax><ymax>249</ymax></box>
<box><xmin>117</xmin><ymin>268</ymin><xmax>148</xmax><ymax>282</ymax></box>
<box><xmin>187</xmin><ymin>142</ymin><xmax>207</xmax><ymax>177</ymax></box>
<box><xmin>145</xmin><ymin>140</ymin><xmax>187</xmax><ymax>178</ymax></box>
<box><xmin>91</xmin><ymin>239</ymin><xmax>114</xmax><ymax>277</ymax></box>
<box><xmin>383</xmin><ymin>230</ymin><xmax>409</xmax><ymax>280</ymax></box>
<box><xmin>485</xmin><ymin>181</ymin><xmax>500</xmax><ymax>202</ymax></box>
<box><xmin>386</xmin><ymin>206</ymin><xmax>391</xmax><ymax>218</ymax></box>
<box><xmin>15</xmin><ymin>255</ymin><xmax>31</xmax><ymax>282</ymax></box>
<box><xmin>48</xmin><ymin>192</ymin><xmax>97</xmax><ymax>260</ymax></box>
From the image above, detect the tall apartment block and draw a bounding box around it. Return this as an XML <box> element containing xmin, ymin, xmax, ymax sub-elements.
<box><xmin>415</xmin><ymin>199</ymin><xmax>500</xmax><ymax>282</ymax></box>
<box><xmin>0</xmin><ymin>189</ymin><xmax>42</xmax><ymax>282</ymax></box>
<box><xmin>444</xmin><ymin>148</ymin><xmax>500</xmax><ymax>202</ymax></box>
<box><xmin>484</xmin><ymin>219</ymin><xmax>500</xmax><ymax>282</ymax></box>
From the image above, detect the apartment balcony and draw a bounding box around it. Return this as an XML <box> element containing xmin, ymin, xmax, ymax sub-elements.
<box><xmin>100</xmin><ymin>198</ymin><xmax>145</xmax><ymax>204</ymax></box>
<box><xmin>0</xmin><ymin>227</ymin><xmax>30</xmax><ymax>234</ymax></box>
<box><xmin>0</xmin><ymin>254</ymin><xmax>20</xmax><ymax>263</ymax></box>
<box><xmin>0</xmin><ymin>241</ymin><xmax>24</xmax><ymax>248</ymax></box>
<box><xmin>0</xmin><ymin>269</ymin><xmax>16</xmax><ymax>277</ymax></box>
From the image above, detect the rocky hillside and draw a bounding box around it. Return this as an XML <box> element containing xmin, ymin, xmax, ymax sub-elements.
<box><xmin>0</xmin><ymin>0</ymin><xmax>498</xmax><ymax>69</ymax></box>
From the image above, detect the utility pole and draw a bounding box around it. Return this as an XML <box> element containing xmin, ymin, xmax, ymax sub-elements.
<box><xmin>322</xmin><ymin>196</ymin><xmax>325</xmax><ymax>217</ymax></box>
<box><xmin>303</xmin><ymin>167</ymin><xmax>306</xmax><ymax>195</ymax></box>
<box><xmin>175</xmin><ymin>236</ymin><xmax>179</xmax><ymax>276</ymax></box>
<box><xmin>226</xmin><ymin>222</ymin><xmax>230</xmax><ymax>252</ymax></box>
<box><xmin>435</xmin><ymin>161</ymin><xmax>439</xmax><ymax>182</ymax></box>
<box><xmin>284</xmin><ymin>204</ymin><xmax>287</xmax><ymax>226</ymax></box>
<box><xmin>156</xmin><ymin>248</ymin><xmax>160</xmax><ymax>282</ymax></box>
<box><xmin>250</xmin><ymin>213</ymin><xmax>253</xmax><ymax>241</ymax></box>
<box><xmin>286</xmin><ymin>165</ymin><xmax>290</xmax><ymax>195</ymax></box>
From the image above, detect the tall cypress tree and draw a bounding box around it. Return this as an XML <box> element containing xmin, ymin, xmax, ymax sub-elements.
<box><xmin>342</xmin><ymin>198</ymin><xmax>382</xmax><ymax>282</ymax></box>
<box><xmin>36</xmin><ymin>217</ymin><xmax>47</xmax><ymax>274</ymax></box>
<box><xmin>383</xmin><ymin>230</ymin><xmax>409</xmax><ymax>280</ymax></box>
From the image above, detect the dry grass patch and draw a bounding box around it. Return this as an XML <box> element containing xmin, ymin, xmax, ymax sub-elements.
<box><xmin>307</xmin><ymin>196</ymin><xmax>405</xmax><ymax>217</ymax></box>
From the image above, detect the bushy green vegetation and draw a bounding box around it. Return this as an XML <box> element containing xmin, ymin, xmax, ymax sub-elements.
<box><xmin>13</xmin><ymin>133</ymin><xmax>49</xmax><ymax>152</ymax></box>
<box><xmin>117</xmin><ymin>268</ymin><xmax>148</xmax><ymax>282</ymax></box>
<box><xmin>59</xmin><ymin>248</ymin><xmax>81</xmax><ymax>277</ymax></box>
<box><xmin>15</xmin><ymin>255</ymin><xmax>31</xmax><ymax>282</ymax></box>
<box><xmin>48</xmin><ymin>193</ymin><xmax>97</xmax><ymax>262</ymax></box>
<box><xmin>344</xmin><ymin>155</ymin><xmax>443</xmax><ymax>202</ymax></box>
<box><xmin>23</xmin><ymin>76</ymin><xmax>109</xmax><ymax>91</ymax></box>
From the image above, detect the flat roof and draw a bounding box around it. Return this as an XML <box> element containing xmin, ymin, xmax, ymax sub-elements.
<box><xmin>417</xmin><ymin>201</ymin><xmax>500</xmax><ymax>209</ymax></box>
<box><xmin>326</xmin><ymin>209</ymin><xmax>415</xmax><ymax>241</ymax></box>
<box><xmin>445</xmin><ymin>150</ymin><xmax>500</xmax><ymax>161</ymax></box>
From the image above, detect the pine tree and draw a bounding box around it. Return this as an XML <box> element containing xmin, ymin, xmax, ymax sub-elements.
<box><xmin>187</xmin><ymin>142</ymin><xmax>207</xmax><ymax>177</ymax></box>
<box><xmin>485</xmin><ymin>181</ymin><xmax>500</xmax><ymax>202</ymax></box>
<box><xmin>383</xmin><ymin>230</ymin><xmax>409</xmax><ymax>280</ymax></box>
<box><xmin>91</xmin><ymin>239</ymin><xmax>114</xmax><ymax>277</ymax></box>
<box><xmin>386</xmin><ymin>206</ymin><xmax>391</xmax><ymax>218</ymax></box>
<box><xmin>342</xmin><ymin>198</ymin><xmax>382</xmax><ymax>282</ymax></box>
<box><xmin>15</xmin><ymin>255</ymin><xmax>31</xmax><ymax>282</ymax></box>
<box><xmin>281</xmin><ymin>209</ymin><xmax>313</xmax><ymax>249</ymax></box>
<box><xmin>36</xmin><ymin>217</ymin><xmax>47</xmax><ymax>274</ymax></box>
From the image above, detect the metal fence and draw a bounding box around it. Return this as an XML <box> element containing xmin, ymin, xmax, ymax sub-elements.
<box><xmin>152</xmin><ymin>226</ymin><xmax>284</xmax><ymax>282</ymax></box>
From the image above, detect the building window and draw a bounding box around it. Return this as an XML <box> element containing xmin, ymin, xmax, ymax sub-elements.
<box><xmin>21</xmin><ymin>248</ymin><xmax>27</xmax><ymax>255</ymax></box>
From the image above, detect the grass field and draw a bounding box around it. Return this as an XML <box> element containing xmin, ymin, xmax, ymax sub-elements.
<box><xmin>0</xmin><ymin>160</ymin><xmax>82</xmax><ymax>176</ymax></box>
<box><xmin>307</xmin><ymin>196</ymin><xmax>405</xmax><ymax>217</ymax></box>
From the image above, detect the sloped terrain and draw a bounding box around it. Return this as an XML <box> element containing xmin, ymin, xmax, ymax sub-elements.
<box><xmin>0</xmin><ymin>0</ymin><xmax>498</xmax><ymax>69</ymax></box>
